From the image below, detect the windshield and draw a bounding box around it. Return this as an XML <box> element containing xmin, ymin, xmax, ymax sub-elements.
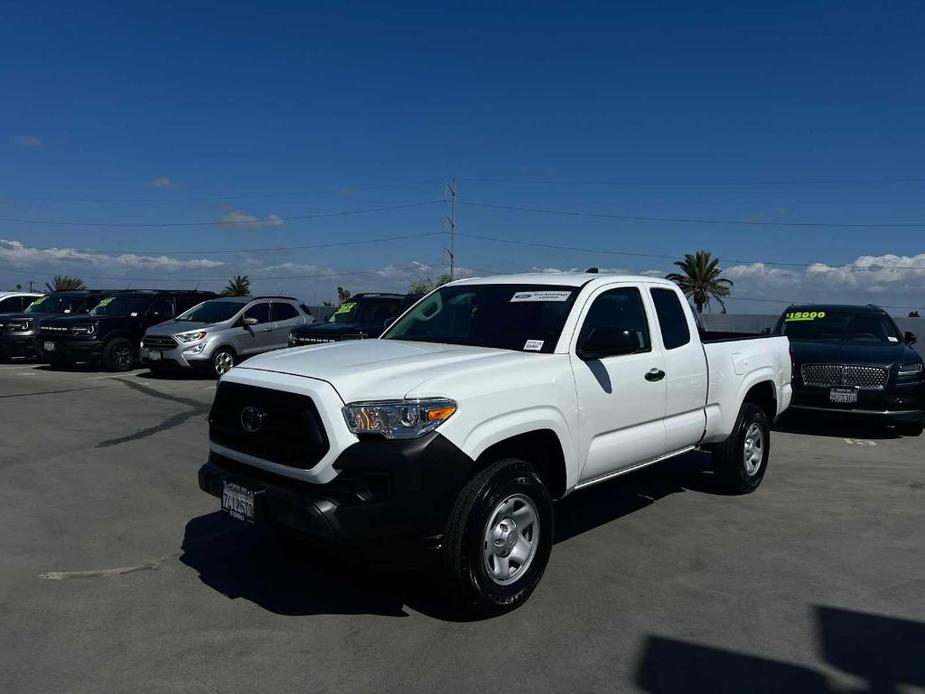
<box><xmin>778</xmin><ymin>309</ymin><xmax>903</xmax><ymax>343</ymax></box>
<box><xmin>89</xmin><ymin>294</ymin><xmax>153</xmax><ymax>317</ymax></box>
<box><xmin>25</xmin><ymin>293</ymin><xmax>84</xmax><ymax>314</ymax></box>
<box><xmin>329</xmin><ymin>299</ymin><xmax>402</xmax><ymax>324</ymax></box>
<box><xmin>382</xmin><ymin>284</ymin><xmax>578</xmax><ymax>352</ymax></box>
<box><xmin>175</xmin><ymin>300</ymin><xmax>243</xmax><ymax>323</ymax></box>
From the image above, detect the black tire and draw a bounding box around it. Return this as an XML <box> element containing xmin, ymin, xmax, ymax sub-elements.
<box><xmin>210</xmin><ymin>348</ymin><xmax>236</xmax><ymax>377</ymax></box>
<box><xmin>101</xmin><ymin>337</ymin><xmax>136</xmax><ymax>372</ymax></box>
<box><xmin>712</xmin><ymin>402</ymin><xmax>771</xmax><ymax>494</ymax></box>
<box><xmin>442</xmin><ymin>458</ymin><xmax>553</xmax><ymax>616</ymax></box>
<box><xmin>897</xmin><ymin>419</ymin><xmax>923</xmax><ymax>437</ymax></box>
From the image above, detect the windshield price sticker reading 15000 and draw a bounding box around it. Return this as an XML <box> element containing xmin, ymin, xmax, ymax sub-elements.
<box><xmin>334</xmin><ymin>302</ymin><xmax>356</xmax><ymax>315</ymax></box>
<box><xmin>785</xmin><ymin>310</ymin><xmax>826</xmax><ymax>322</ymax></box>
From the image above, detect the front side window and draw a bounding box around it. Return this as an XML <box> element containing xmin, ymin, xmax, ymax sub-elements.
<box><xmin>243</xmin><ymin>302</ymin><xmax>271</xmax><ymax>324</ymax></box>
<box><xmin>578</xmin><ymin>287</ymin><xmax>651</xmax><ymax>353</ymax></box>
<box><xmin>147</xmin><ymin>297</ymin><xmax>175</xmax><ymax>320</ymax></box>
<box><xmin>650</xmin><ymin>287</ymin><xmax>691</xmax><ymax>349</ymax></box>
<box><xmin>383</xmin><ymin>284</ymin><xmax>578</xmax><ymax>353</ymax></box>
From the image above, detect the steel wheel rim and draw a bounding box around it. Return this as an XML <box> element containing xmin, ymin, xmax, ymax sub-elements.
<box><xmin>743</xmin><ymin>422</ymin><xmax>764</xmax><ymax>475</ymax></box>
<box><xmin>482</xmin><ymin>493</ymin><xmax>539</xmax><ymax>586</ymax></box>
<box><xmin>113</xmin><ymin>345</ymin><xmax>133</xmax><ymax>368</ymax></box>
<box><xmin>214</xmin><ymin>351</ymin><xmax>234</xmax><ymax>375</ymax></box>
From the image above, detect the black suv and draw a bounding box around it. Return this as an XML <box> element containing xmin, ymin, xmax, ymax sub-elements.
<box><xmin>0</xmin><ymin>291</ymin><xmax>113</xmax><ymax>361</ymax></box>
<box><xmin>288</xmin><ymin>292</ymin><xmax>420</xmax><ymax>346</ymax></box>
<box><xmin>39</xmin><ymin>290</ymin><xmax>216</xmax><ymax>371</ymax></box>
<box><xmin>774</xmin><ymin>304</ymin><xmax>923</xmax><ymax>435</ymax></box>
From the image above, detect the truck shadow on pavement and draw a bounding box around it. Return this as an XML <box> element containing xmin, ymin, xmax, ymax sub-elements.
<box><xmin>180</xmin><ymin>451</ymin><xmax>725</xmax><ymax>621</ymax></box>
<box><xmin>773</xmin><ymin>413</ymin><xmax>902</xmax><ymax>440</ymax></box>
<box><xmin>635</xmin><ymin>605</ymin><xmax>925</xmax><ymax>693</ymax></box>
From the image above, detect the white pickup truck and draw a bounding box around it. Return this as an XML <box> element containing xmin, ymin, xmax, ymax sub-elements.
<box><xmin>199</xmin><ymin>273</ymin><xmax>792</xmax><ymax>614</ymax></box>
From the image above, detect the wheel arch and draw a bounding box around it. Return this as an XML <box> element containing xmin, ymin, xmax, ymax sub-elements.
<box><xmin>470</xmin><ymin>429</ymin><xmax>568</xmax><ymax>500</ymax></box>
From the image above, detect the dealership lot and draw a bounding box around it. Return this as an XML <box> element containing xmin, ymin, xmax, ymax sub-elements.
<box><xmin>1</xmin><ymin>362</ymin><xmax>923</xmax><ymax>693</ymax></box>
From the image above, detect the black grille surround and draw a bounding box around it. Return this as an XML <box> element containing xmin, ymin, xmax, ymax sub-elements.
<box><xmin>143</xmin><ymin>334</ymin><xmax>179</xmax><ymax>350</ymax></box>
<box><xmin>209</xmin><ymin>381</ymin><xmax>330</xmax><ymax>469</ymax></box>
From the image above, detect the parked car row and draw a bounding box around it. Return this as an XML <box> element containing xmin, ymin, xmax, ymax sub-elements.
<box><xmin>0</xmin><ymin>289</ymin><xmax>423</xmax><ymax>377</ymax></box>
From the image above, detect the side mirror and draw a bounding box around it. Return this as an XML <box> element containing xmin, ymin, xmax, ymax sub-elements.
<box><xmin>905</xmin><ymin>331</ymin><xmax>917</xmax><ymax>345</ymax></box>
<box><xmin>243</xmin><ymin>316</ymin><xmax>258</xmax><ymax>327</ymax></box>
<box><xmin>760</xmin><ymin>327</ymin><xmax>771</xmax><ymax>335</ymax></box>
<box><xmin>577</xmin><ymin>327</ymin><xmax>641</xmax><ymax>361</ymax></box>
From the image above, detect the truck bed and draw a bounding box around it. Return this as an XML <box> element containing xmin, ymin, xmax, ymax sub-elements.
<box><xmin>699</xmin><ymin>329</ymin><xmax>772</xmax><ymax>343</ymax></box>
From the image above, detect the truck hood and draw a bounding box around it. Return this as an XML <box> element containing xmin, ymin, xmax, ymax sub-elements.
<box><xmin>236</xmin><ymin>338</ymin><xmax>541</xmax><ymax>402</ymax></box>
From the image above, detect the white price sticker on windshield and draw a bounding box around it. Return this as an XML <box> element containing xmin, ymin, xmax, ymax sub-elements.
<box><xmin>523</xmin><ymin>339</ymin><xmax>544</xmax><ymax>351</ymax></box>
<box><xmin>510</xmin><ymin>291</ymin><xmax>572</xmax><ymax>303</ymax></box>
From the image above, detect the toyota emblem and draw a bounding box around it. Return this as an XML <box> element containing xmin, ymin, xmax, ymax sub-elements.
<box><xmin>240</xmin><ymin>406</ymin><xmax>267</xmax><ymax>433</ymax></box>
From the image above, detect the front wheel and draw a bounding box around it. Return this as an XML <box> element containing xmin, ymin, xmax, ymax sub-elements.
<box><xmin>101</xmin><ymin>337</ymin><xmax>136</xmax><ymax>372</ymax></box>
<box><xmin>442</xmin><ymin>458</ymin><xmax>553</xmax><ymax>616</ymax></box>
<box><xmin>210</xmin><ymin>348</ymin><xmax>236</xmax><ymax>377</ymax></box>
<box><xmin>712</xmin><ymin>402</ymin><xmax>771</xmax><ymax>493</ymax></box>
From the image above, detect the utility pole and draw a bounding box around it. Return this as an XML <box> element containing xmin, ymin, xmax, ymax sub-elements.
<box><xmin>446</xmin><ymin>177</ymin><xmax>457</xmax><ymax>281</ymax></box>
<box><xmin>28</xmin><ymin>280</ymin><xmax>35</xmax><ymax>292</ymax></box>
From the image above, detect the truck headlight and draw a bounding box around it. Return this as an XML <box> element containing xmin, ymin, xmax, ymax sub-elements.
<box><xmin>72</xmin><ymin>323</ymin><xmax>96</xmax><ymax>336</ymax></box>
<box><xmin>342</xmin><ymin>398</ymin><xmax>457</xmax><ymax>439</ymax></box>
<box><xmin>177</xmin><ymin>330</ymin><xmax>207</xmax><ymax>343</ymax></box>
<box><xmin>7</xmin><ymin>318</ymin><xmax>32</xmax><ymax>332</ymax></box>
<box><xmin>898</xmin><ymin>362</ymin><xmax>923</xmax><ymax>377</ymax></box>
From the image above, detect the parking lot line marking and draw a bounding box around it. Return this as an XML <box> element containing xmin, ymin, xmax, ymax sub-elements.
<box><xmin>38</xmin><ymin>552</ymin><xmax>180</xmax><ymax>580</ymax></box>
<box><xmin>844</xmin><ymin>438</ymin><xmax>877</xmax><ymax>446</ymax></box>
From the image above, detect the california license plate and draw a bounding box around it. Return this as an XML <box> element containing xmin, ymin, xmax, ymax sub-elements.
<box><xmin>44</xmin><ymin>341</ymin><xmax>55</xmax><ymax>351</ymax></box>
<box><xmin>146</xmin><ymin>349</ymin><xmax>161</xmax><ymax>361</ymax></box>
<box><xmin>829</xmin><ymin>387</ymin><xmax>858</xmax><ymax>404</ymax></box>
<box><xmin>221</xmin><ymin>482</ymin><xmax>256</xmax><ymax>523</ymax></box>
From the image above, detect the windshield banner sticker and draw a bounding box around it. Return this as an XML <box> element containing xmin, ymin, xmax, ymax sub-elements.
<box><xmin>96</xmin><ymin>297</ymin><xmax>114</xmax><ymax>308</ymax></box>
<box><xmin>31</xmin><ymin>296</ymin><xmax>47</xmax><ymax>305</ymax></box>
<box><xmin>523</xmin><ymin>339</ymin><xmax>544</xmax><ymax>351</ymax></box>
<box><xmin>334</xmin><ymin>302</ymin><xmax>356</xmax><ymax>315</ymax></box>
<box><xmin>510</xmin><ymin>291</ymin><xmax>572</xmax><ymax>303</ymax></box>
<box><xmin>785</xmin><ymin>310</ymin><xmax>826</xmax><ymax>322</ymax></box>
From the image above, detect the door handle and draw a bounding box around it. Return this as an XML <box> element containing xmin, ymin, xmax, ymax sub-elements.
<box><xmin>645</xmin><ymin>368</ymin><xmax>666</xmax><ymax>382</ymax></box>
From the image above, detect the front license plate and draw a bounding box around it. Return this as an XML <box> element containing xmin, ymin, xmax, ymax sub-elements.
<box><xmin>222</xmin><ymin>482</ymin><xmax>256</xmax><ymax>523</ymax></box>
<box><xmin>829</xmin><ymin>387</ymin><xmax>858</xmax><ymax>404</ymax></box>
<box><xmin>146</xmin><ymin>350</ymin><xmax>161</xmax><ymax>361</ymax></box>
<box><xmin>44</xmin><ymin>341</ymin><xmax>55</xmax><ymax>351</ymax></box>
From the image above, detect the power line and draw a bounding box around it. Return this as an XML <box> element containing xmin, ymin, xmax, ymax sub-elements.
<box><xmin>24</xmin><ymin>231</ymin><xmax>444</xmax><ymax>256</ymax></box>
<box><xmin>0</xmin><ymin>200</ymin><xmax>443</xmax><ymax>228</ymax></box>
<box><xmin>459</xmin><ymin>200</ymin><xmax>925</xmax><ymax>228</ymax></box>
<box><xmin>458</xmin><ymin>175</ymin><xmax>925</xmax><ymax>187</ymax></box>
<box><xmin>0</xmin><ymin>180</ymin><xmax>445</xmax><ymax>203</ymax></box>
<box><xmin>456</xmin><ymin>232</ymin><xmax>925</xmax><ymax>271</ymax></box>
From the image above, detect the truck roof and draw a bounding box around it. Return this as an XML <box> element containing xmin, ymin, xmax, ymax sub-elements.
<box><xmin>450</xmin><ymin>272</ymin><xmax>676</xmax><ymax>288</ymax></box>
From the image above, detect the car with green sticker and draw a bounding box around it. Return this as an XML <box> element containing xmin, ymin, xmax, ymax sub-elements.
<box><xmin>287</xmin><ymin>293</ymin><xmax>421</xmax><ymax>346</ymax></box>
<box><xmin>0</xmin><ymin>291</ymin><xmax>112</xmax><ymax>361</ymax></box>
<box><xmin>773</xmin><ymin>304</ymin><xmax>923</xmax><ymax>435</ymax></box>
<box><xmin>38</xmin><ymin>290</ymin><xmax>216</xmax><ymax>371</ymax></box>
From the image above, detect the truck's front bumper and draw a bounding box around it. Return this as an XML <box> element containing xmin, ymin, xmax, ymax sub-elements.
<box><xmin>36</xmin><ymin>337</ymin><xmax>103</xmax><ymax>363</ymax></box>
<box><xmin>0</xmin><ymin>333</ymin><xmax>37</xmax><ymax>359</ymax></box>
<box><xmin>198</xmin><ymin>432</ymin><xmax>475</xmax><ymax>567</ymax></box>
<box><xmin>790</xmin><ymin>384</ymin><xmax>923</xmax><ymax>424</ymax></box>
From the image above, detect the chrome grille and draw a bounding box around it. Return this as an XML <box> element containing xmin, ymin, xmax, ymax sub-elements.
<box><xmin>800</xmin><ymin>363</ymin><xmax>888</xmax><ymax>390</ymax></box>
<box><xmin>143</xmin><ymin>335</ymin><xmax>179</xmax><ymax>350</ymax></box>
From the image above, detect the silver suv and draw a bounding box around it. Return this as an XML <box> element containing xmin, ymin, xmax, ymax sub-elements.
<box><xmin>140</xmin><ymin>296</ymin><xmax>314</xmax><ymax>377</ymax></box>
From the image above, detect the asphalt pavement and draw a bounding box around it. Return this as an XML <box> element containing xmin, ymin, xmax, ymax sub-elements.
<box><xmin>0</xmin><ymin>361</ymin><xmax>923</xmax><ymax>693</ymax></box>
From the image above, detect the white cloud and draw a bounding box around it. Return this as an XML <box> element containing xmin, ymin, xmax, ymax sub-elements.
<box><xmin>0</xmin><ymin>239</ymin><xmax>224</xmax><ymax>272</ymax></box>
<box><xmin>218</xmin><ymin>210</ymin><xmax>285</xmax><ymax>229</ymax></box>
<box><xmin>149</xmin><ymin>176</ymin><xmax>176</xmax><ymax>188</ymax></box>
<box><xmin>14</xmin><ymin>135</ymin><xmax>42</xmax><ymax>148</ymax></box>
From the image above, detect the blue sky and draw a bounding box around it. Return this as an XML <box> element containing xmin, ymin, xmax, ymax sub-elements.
<box><xmin>2</xmin><ymin>1</ymin><xmax>925</xmax><ymax>312</ymax></box>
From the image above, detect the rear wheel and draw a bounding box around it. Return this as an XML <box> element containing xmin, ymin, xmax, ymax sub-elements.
<box><xmin>442</xmin><ymin>458</ymin><xmax>553</xmax><ymax>616</ymax></box>
<box><xmin>101</xmin><ymin>337</ymin><xmax>136</xmax><ymax>372</ymax></box>
<box><xmin>712</xmin><ymin>402</ymin><xmax>770</xmax><ymax>493</ymax></box>
<box><xmin>211</xmin><ymin>348</ymin><xmax>236</xmax><ymax>377</ymax></box>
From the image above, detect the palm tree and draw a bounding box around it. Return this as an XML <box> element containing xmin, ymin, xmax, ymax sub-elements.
<box><xmin>45</xmin><ymin>275</ymin><xmax>86</xmax><ymax>292</ymax></box>
<box><xmin>666</xmin><ymin>250</ymin><xmax>733</xmax><ymax>313</ymax></box>
<box><xmin>223</xmin><ymin>275</ymin><xmax>251</xmax><ymax>296</ymax></box>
